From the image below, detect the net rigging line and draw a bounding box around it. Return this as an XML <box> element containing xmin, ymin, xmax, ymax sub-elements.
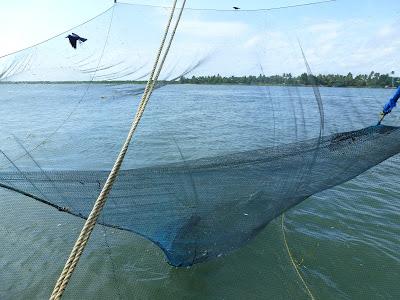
<box><xmin>282</xmin><ymin>214</ymin><xmax>316</xmax><ymax>300</ymax></box>
<box><xmin>0</xmin><ymin>150</ymin><xmax>48</xmax><ymax>202</ymax></box>
<box><xmin>49</xmin><ymin>0</ymin><xmax>186</xmax><ymax>298</ymax></box>
<box><xmin>0</xmin><ymin>5</ymin><xmax>114</xmax><ymax>60</ymax></box>
<box><xmin>117</xmin><ymin>0</ymin><xmax>336</xmax><ymax>12</ymax></box>
<box><xmin>0</xmin><ymin>4</ymin><xmax>116</xmax><ymax>170</ymax></box>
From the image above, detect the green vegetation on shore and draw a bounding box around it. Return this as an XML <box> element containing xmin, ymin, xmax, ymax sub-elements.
<box><xmin>2</xmin><ymin>71</ymin><xmax>399</xmax><ymax>88</ymax></box>
<box><xmin>179</xmin><ymin>72</ymin><xmax>399</xmax><ymax>88</ymax></box>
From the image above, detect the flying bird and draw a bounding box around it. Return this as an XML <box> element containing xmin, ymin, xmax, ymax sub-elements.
<box><xmin>233</xmin><ymin>6</ymin><xmax>240</xmax><ymax>10</ymax></box>
<box><xmin>66</xmin><ymin>33</ymin><xmax>87</xmax><ymax>49</ymax></box>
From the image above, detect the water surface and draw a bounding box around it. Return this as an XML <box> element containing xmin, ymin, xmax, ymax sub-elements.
<box><xmin>0</xmin><ymin>84</ymin><xmax>399</xmax><ymax>299</ymax></box>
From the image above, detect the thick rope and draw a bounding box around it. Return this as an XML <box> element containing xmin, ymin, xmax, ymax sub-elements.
<box><xmin>281</xmin><ymin>214</ymin><xmax>316</xmax><ymax>300</ymax></box>
<box><xmin>49</xmin><ymin>1</ymin><xmax>186</xmax><ymax>298</ymax></box>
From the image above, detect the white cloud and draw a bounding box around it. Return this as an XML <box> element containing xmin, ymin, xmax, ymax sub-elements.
<box><xmin>244</xmin><ymin>31</ymin><xmax>291</xmax><ymax>50</ymax></box>
<box><xmin>179</xmin><ymin>20</ymin><xmax>249</xmax><ymax>38</ymax></box>
<box><xmin>376</xmin><ymin>25</ymin><xmax>395</xmax><ymax>38</ymax></box>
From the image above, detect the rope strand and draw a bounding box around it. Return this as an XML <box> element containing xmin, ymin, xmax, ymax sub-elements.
<box><xmin>117</xmin><ymin>0</ymin><xmax>335</xmax><ymax>12</ymax></box>
<box><xmin>0</xmin><ymin>6</ymin><xmax>114</xmax><ymax>60</ymax></box>
<box><xmin>281</xmin><ymin>214</ymin><xmax>316</xmax><ymax>300</ymax></box>
<box><xmin>49</xmin><ymin>1</ymin><xmax>185</xmax><ymax>298</ymax></box>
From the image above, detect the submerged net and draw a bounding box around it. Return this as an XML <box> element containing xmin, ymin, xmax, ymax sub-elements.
<box><xmin>1</xmin><ymin>125</ymin><xmax>400</xmax><ymax>267</ymax></box>
<box><xmin>1</xmin><ymin>0</ymin><xmax>400</xmax><ymax>298</ymax></box>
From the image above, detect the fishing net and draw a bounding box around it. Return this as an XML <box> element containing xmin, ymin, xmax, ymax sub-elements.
<box><xmin>1</xmin><ymin>0</ymin><xmax>400</xmax><ymax>299</ymax></box>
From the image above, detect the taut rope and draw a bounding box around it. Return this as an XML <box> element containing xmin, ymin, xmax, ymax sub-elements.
<box><xmin>49</xmin><ymin>1</ymin><xmax>186</xmax><ymax>298</ymax></box>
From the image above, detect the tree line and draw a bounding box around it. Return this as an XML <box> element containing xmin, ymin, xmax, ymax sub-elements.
<box><xmin>178</xmin><ymin>72</ymin><xmax>399</xmax><ymax>88</ymax></box>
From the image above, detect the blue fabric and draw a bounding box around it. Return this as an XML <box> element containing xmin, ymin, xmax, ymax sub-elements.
<box><xmin>383</xmin><ymin>86</ymin><xmax>400</xmax><ymax>114</ymax></box>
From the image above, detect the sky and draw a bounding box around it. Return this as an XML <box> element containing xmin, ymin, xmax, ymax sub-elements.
<box><xmin>1</xmin><ymin>0</ymin><xmax>400</xmax><ymax>78</ymax></box>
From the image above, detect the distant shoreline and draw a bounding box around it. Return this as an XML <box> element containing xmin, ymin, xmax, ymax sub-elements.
<box><xmin>1</xmin><ymin>72</ymin><xmax>398</xmax><ymax>89</ymax></box>
<box><xmin>0</xmin><ymin>81</ymin><xmax>396</xmax><ymax>89</ymax></box>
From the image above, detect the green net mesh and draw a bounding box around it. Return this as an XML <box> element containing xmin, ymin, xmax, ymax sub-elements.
<box><xmin>1</xmin><ymin>1</ymin><xmax>400</xmax><ymax>299</ymax></box>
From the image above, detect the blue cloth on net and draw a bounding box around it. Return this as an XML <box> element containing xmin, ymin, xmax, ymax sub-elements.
<box><xmin>383</xmin><ymin>86</ymin><xmax>400</xmax><ymax>114</ymax></box>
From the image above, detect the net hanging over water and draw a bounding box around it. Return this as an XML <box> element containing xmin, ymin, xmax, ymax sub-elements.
<box><xmin>0</xmin><ymin>0</ymin><xmax>400</xmax><ymax>277</ymax></box>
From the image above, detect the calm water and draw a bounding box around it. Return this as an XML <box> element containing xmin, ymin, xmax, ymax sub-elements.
<box><xmin>0</xmin><ymin>84</ymin><xmax>399</xmax><ymax>299</ymax></box>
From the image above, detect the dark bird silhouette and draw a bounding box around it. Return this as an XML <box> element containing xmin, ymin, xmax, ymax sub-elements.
<box><xmin>233</xmin><ymin>6</ymin><xmax>240</xmax><ymax>10</ymax></box>
<box><xmin>66</xmin><ymin>33</ymin><xmax>87</xmax><ymax>49</ymax></box>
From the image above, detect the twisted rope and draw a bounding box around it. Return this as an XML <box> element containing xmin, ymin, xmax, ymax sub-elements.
<box><xmin>49</xmin><ymin>1</ymin><xmax>186</xmax><ymax>298</ymax></box>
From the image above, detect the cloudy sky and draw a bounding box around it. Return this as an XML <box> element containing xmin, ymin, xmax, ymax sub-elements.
<box><xmin>1</xmin><ymin>0</ymin><xmax>399</xmax><ymax>78</ymax></box>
